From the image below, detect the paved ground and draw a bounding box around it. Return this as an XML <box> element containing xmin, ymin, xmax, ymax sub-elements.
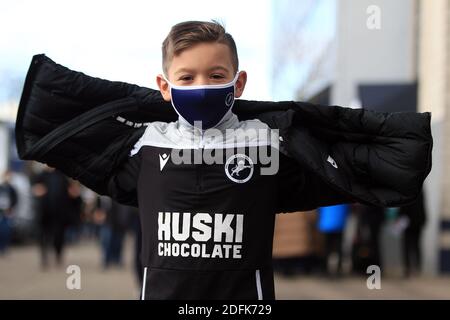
<box><xmin>275</xmin><ymin>274</ymin><xmax>450</xmax><ymax>300</ymax></box>
<box><xmin>0</xmin><ymin>238</ymin><xmax>449</xmax><ymax>300</ymax></box>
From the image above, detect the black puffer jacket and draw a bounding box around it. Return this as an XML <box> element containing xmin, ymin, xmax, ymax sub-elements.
<box><xmin>15</xmin><ymin>54</ymin><xmax>432</xmax><ymax>209</ymax></box>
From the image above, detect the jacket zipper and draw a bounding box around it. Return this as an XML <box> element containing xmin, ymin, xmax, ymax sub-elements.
<box><xmin>196</xmin><ymin>161</ymin><xmax>203</xmax><ymax>192</ymax></box>
<box><xmin>196</xmin><ymin>130</ymin><xmax>205</xmax><ymax>192</ymax></box>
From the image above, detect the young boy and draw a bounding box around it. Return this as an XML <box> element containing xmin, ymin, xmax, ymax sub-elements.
<box><xmin>124</xmin><ymin>20</ymin><xmax>308</xmax><ymax>299</ymax></box>
<box><xmin>15</xmin><ymin>21</ymin><xmax>432</xmax><ymax>300</ymax></box>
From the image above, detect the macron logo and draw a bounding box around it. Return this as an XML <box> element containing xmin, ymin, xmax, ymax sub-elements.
<box><xmin>159</xmin><ymin>153</ymin><xmax>170</xmax><ymax>171</ymax></box>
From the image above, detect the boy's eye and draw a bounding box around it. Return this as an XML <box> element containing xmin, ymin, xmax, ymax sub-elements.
<box><xmin>177</xmin><ymin>74</ymin><xmax>226</xmax><ymax>82</ymax></box>
<box><xmin>211</xmin><ymin>74</ymin><xmax>225</xmax><ymax>79</ymax></box>
<box><xmin>179</xmin><ymin>76</ymin><xmax>193</xmax><ymax>81</ymax></box>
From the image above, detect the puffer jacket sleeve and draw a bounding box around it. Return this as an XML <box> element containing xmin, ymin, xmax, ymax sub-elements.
<box><xmin>276</xmin><ymin>102</ymin><xmax>433</xmax><ymax>208</ymax></box>
<box><xmin>276</xmin><ymin>151</ymin><xmax>355</xmax><ymax>212</ymax></box>
<box><xmin>15</xmin><ymin>54</ymin><xmax>172</xmax><ymax>199</ymax></box>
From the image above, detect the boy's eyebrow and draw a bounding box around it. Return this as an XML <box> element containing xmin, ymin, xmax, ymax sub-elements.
<box><xmin>208</xmin><ymin>66</ymin><xmax>231</xmax><ymax>73</ymax></box>
<box><xmin>174</xmin><ymin>66</ymin><xmax>231</xmax><ymax>75</ymax></box>
<box><xmin>174</xmin><ymin>68</ymin><xmax>195</xmax><ymax>75</ymax></box>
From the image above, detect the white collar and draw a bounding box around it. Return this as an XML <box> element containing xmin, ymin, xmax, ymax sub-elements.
<box><xmin>176</xmin><ymin>110</ymin><xmax>239</xmax><ymax>136</ymax></box>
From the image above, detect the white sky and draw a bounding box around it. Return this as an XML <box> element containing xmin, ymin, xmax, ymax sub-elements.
<box><xmin>0</xmin><ymin>0</ymin><xmax>274</xmax><ymax>105</ymax></box>
<box><xmin>271</xmin><ymin>0</ymin><xmax>336</xmax><ymax>100</ymax></box>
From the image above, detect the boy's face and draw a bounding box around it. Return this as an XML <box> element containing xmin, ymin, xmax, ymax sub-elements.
<box><xmin>157</xmin><ymin>42</ymin><xmax>247</xmax><ymax>102</ymax></box>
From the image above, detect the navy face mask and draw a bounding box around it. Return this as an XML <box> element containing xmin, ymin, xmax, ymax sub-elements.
<box><xmin>164</xmin><ymin>73</ymin><xmax>240</xmax><ymax>130</ymax></box>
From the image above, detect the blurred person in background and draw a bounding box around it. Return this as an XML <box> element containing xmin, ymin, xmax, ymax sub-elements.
<box><xmin>317</xmin><ymin>204</ymin><xmax>350</xmax><ymax>277</ymax></box>
<box><xmin>94</xmin><ymin>196</ymin><xmax>132</xmax><ymax>269</ymax></box>
<box><xmin>0</xmin><ymin>170</ymin><xmax>18</xmax><ymax>255</ymax></box>
<box><xmin>351</xmin><ymin>204</ymin><xmax>385</xmax><ymax>274</ymax></box>
<box><xmin>79</xmin><ymin>187</ymin><xmax>102</xmax><ymax>239</ymax></box>
<box><xmin>398</xmin><ymin>190</ymin><xmax>426</xmax><ymax>278</ymax></box>
<box><xmin>64</xmin><ymin>181</ymin><xmax>84</xmax><ymax>244</ymax></box>
<box><xmin>31</xmin><ymin>165</ymin><xmax>83</xmax><ymax>269</ymax></box>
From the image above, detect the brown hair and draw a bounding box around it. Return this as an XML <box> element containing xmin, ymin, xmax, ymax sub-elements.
<box><xmin>162</xmin><ymin>20</ymin><xmax>239</xmax><ymax>75</ymax></box>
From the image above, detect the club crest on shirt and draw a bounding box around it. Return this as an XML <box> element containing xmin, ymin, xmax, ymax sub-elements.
<box><xmin>225</xmin><ymin>154</ymin><xmax>254</xmax><ymax>183</ymax></box>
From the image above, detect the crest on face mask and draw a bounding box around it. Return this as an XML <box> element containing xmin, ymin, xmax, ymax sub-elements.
<box><xmin>225</xmin><ymin>92</ymin><xmax>234</xmax><ymax>107</ymax></box>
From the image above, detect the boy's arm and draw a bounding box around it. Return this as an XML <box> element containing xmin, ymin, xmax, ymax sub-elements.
<box><xmin>107</xmin><ymin>152</ymin><xmax>142</xmax><ymax>208</ymax></box>
<box><xmin>276</xmin><ymin>152</ymin><xmax>355</xmax><ymax>213</ymax></box>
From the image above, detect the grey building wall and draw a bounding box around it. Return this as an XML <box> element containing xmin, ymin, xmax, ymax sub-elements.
<box><xmin>332</xmin><ymin>0</ymin><xmax>418</xmax><ymax>107</ymax></box>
